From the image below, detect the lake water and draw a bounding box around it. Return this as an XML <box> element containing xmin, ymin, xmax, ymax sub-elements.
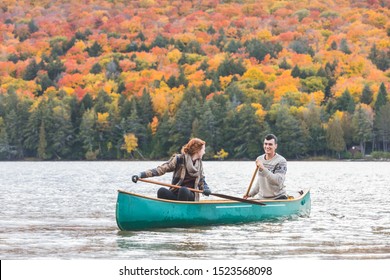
<box><xmin>1</xmin><ymin>161</ymin><xmax>389</xmax><ymax>260</ymax></box>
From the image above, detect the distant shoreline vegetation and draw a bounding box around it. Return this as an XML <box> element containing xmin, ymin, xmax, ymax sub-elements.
<box><xmin>0</xmin><ymin>0</ymin><xmax>389</xmax><ymax>161</ymax></box>
<box><xmin>2</xmin><ymin>152</ymin><xmax>390</xmax><ymax>162</ymax></box>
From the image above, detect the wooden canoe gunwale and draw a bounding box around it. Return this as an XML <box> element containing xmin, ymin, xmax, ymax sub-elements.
<box><xmin>117</xmin><ymin>188</ymin><xmax>310</xmax><ymax>204</ymax></box>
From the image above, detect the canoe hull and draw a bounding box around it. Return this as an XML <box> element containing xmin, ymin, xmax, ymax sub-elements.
<box><xmin>116</xmin><ymin>190</ymin><xmax>310</xmax><ymax>230</ymax></box>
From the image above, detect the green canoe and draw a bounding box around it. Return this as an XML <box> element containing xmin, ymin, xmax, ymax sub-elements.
<box><xmin>116</xmin><ymin>189</ymin><xmax>311</xmax><ymax>230</ymax></box>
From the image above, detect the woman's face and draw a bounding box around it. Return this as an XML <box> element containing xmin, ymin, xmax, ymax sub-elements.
<box><xmin>196</xmin><ymin>144</ymin><xmax>206</xmax><ymax>159</ymax></box>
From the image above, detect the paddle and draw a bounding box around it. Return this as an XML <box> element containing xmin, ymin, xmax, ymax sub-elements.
<box><xmin>138</xmin><ymin>178</ymin><xmax>266</xmax><ymax>206</ymax></box>
<box><xmin>244</xmin><ymin>166</ymin><xmax>259</xmax><ymax>197</ymax></box>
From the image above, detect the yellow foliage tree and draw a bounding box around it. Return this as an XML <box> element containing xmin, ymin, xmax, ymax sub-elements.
<box><xmin>256</xmin><ymin>29</ymin><xmax>272</xmax><ymax>41</ymax></box>
<box><xmin>167</xmin><ymin>49</ymin><xmax>182</xmax><ymax>63</ymax></box>
<box><xmin>251</xmin><ymin>103</ymin><xmax>266</xmax><ymax>121</ymax></box>
<box><xmin>97</xmin><ymin>112</ymin><xmax>110</xmax><ymax>131</ymax></box>
<box><xmin>149</xmin><ymin>116</ymin><xmax>159</xmax><ymax>135</ymax></box>
<box><xmin>213</xmin><ymin>149</ymin><xmax>229</xmax><ymax>160</ymax></box>
<box><xmin>311</xmin><ymin>91</ymin><xmax>325</xmax><ymax>106</ymax></box>
<box><xmin>150</xmin><ymin>81</ymin><xmax>184</xmax><ymax>116</ymax></box>
<box><xmin>219</xmin><ymin>75</ymin><xmax>233</xmax><ymax>90</ymax></box>
<box><xmin>242</xmin><ymin>67</ymin><xmax>266</xmax><ymax>82</ymax></box>
<box><xmin>332</xmin><ymin>76</ymin><xmax>364</xmax><ymax>100</ymax></box>
<box><xmin>268</xmin><ymin>70</ymin><xmax>300</xmax><ymax>102</ymax></box>
<box><xmin>208</xmin><ymin>53</ymin><xmax>225</xmax><ymax>71</ymax></box>
<box><xmin>187</xmin><ymin>70</ymin><xmax>206</xmax><ymax>88</ymax></box>
<box><xmin>121</xmin><ymin>133</ymin><xmax>138</xmax><ymax>154</ymax></box>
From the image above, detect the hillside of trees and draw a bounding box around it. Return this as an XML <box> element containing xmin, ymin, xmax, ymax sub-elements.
<box><xmin>0</xmin><ymin>0</ymin><xmax>389</xmax><ymax>160</ymax></box>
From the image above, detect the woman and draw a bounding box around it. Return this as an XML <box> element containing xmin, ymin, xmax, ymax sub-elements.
<box><xmin>131</xmin><ymin>138</ymin><xmax>211</xmax><ymax>201</ymax></box>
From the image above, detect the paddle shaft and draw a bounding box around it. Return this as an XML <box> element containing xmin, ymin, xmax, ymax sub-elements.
<box><xmin>244</xmin><ymin>166</ymin><xmax>259</xmax><ymax>197</ymax></box>
<box><xmin>138</xmin><ymin>178</ymin><xmax>265</xmax><ymax>206</ymax></box>
<box><xmin>139</xmin><ymin>178</ymin><xmax>203</xmax><ymax>193</ymax></box>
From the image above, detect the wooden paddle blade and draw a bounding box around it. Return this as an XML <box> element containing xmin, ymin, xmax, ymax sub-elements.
<box><xmin>211</xmin><ymin>193</ymin><xmax>266</xmax><ymax>206</ymax></box>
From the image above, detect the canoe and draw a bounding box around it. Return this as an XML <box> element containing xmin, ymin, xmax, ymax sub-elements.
<box><xmin>116</xmin><ymin>189</ymin><xmax>311</xmax><ymax>230</ymax></box>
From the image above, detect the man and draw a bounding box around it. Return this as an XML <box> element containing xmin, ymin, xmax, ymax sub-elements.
<box><xmin>244</xmin><ymin>134</ymin><xmax>288</xmax><ymax>200</ymax></box>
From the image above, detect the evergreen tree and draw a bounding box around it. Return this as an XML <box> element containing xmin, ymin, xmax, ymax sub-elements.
<box><xmin>94</xmin><ymin>90</ymin><xmax>111</xmax><ymax>113</ymax></box>
<box><xmin>352</xmin><ymin>104</ymin><xmax>373</xmax><ymax>155</ymax></box>
<box><xmin>245</xmin><ymin>39</ymin><xmax>282</xmax><ymax>61</ymax></box>
<box><xmin>125</xmin><ymin>41</ymin><xmax>138</xmax><ymax>52</ymax></box>
<box><xmin>4</xmin><ymin>91</ymin><xmax>31</xmax><ymax>158</ymax></box>
<box><xmin>119</xmin><ymin>97</ymin><xmax>133</xmax><ymax>119</ymax></box>
<box><xmin>0</xmin><ymin>117</ymin><xmax>12</xmax><ymax>159</ymax></box>
<box><xmin>197</xmin><ymin>59</ymin><xmax>209</xmax><ymax>72</ymax></box>
<box><xmin>291</xmin><ymin>65</ymin><xmax>301</xmax><ymax>78</ymax></box>
<box><xmin>207</xmin><ymin>25</ymin><xmax>216</xmax><ymax>35</ymax></box>
<box><xmin>335</xmin><ymin>89</ymin><xmax>355</xmax><ymax>113</ymax></box>
<box><xmin>81</xmin><ymin>93</ymin><xmax>94</xmax><ymax>111</ymax></box>
<box><xmin>169</xmin><ymin>88</ymin><xmax>202</xmax><ymax>151</ymax></box>
<box><xmin>375</xmin><ymin>103</ymin><xmax>390</xmax><ymax>152</ymax></box>
<box><xmin>279</xmin><ymin>58</ymin><xmax>291</xmax><ymax>70</ymax></box>
<box><xmin>225</xmin><ymin>83</ymin><xmax>245</xmax><ymax>106</ymax></box>
<box><xmin>24</xmin><ymin>101</ymin><xmax>46</xmax><ymax>157</ymax></box>
<box><xmin>374</xmin><ymin>84</ymin><xmax>389</xmax><ymax>151</ymax></box>
<box><xmin>137</xmin><ymin>89</ymin><xmax>154</xmax><ymax>125</ymax></box>
<box><xmin>199</xmin><ymin>82</ymin><xmax>212</xmax><ymax>99</ymax></box>
<box><xmin>217</xmin><ymin>56</ymin><xmax>246</xmax><ymax>77</ymax></box>
<box><xmin>361</xmin><ymin>84</ymin><xmax>373</xmax><ymax>105</ymax></box>
<box><xmin>150</xmin><ymin>33</ymin><xmax>169</xmax><ymax>48</ymax></box>
<box><xmin>339</xmin><ymin>38</ymin><xmax>352</xmax><ymax>54</ymax></box>
<box><xmin>23</xmin><ymin>59</ymin><xmax>40</xmax><ymax>81</ymax></box>
<box><xmin>302</xmin><ymin>103</ymin><xmax>326</xmax><ymax>156</ymax></box>
<box><xmin>167</xmin><ymin>75</ymin><xmax>177</xmax><ymax>88</ymax></box>
<box><xmin>151</xmin><ymin>112</ymin><xmax>173</xmax><ymax>158</ymax></box>
<box><xmin>186</xmin><ymin>40</ymin><xmax>204</xmax><ymax>55</ymax></box>
<box><xmin>225</xmin><ymin>40</ymin><xmax>242</xmax><ymax>53</ymax></box>
<box><xmin>221</xmin><ymin>109</ymin><xmax>239</xmax><ymax>157</ymax></box>
<box><xmin>90</xmin><ymin>63</ymin><xmax>102</xmax><ymax>74</ymax></box>
<box><xmin>198</xmin><ymin>102</ymin><xmax>218</xmax><ymax>154</ymax></box>
<box><xmin>105</xmin><ymin>60</ymin><xmax>121</xmax><ymax>80</ymax></box>
<box><xmin>46</xmin><ymin>58</ymin><xmax>66</xmax><ymax>81</ymax></box>
<box><xmin>125</xmin><ymin>101</ymin><xmax>149</xmax><ymax>157</ymax></box>
<box><xmin>86</xmin><ymin>41</ymin><xmax>103</xmax><ymax>57</ymax></box>
<box><xmin>38</xmin><ymin>121</ymin><xmax>48</xmax><ymax>159</ymax></box>
<box><xmin>66</xmin><ymin>95</ymin><xmax>83</xmax><ymax>159</ymax></box>
<box><xmin>79</xmin><ymin>109</ymin><xmax>98</xmax><ymax>158</ymax></box>
<box><xmin>202</xmin><ymin>95</ymin><xmax>230</xmax><ymax>153</ymax></box>
<box><xmin>137</xmin><ymin>31</ymin><xmax>146</xmax><ymax>41</ymax></box>
<box><xmin>170</xmin><ymin>100</ymin><xmax>196</xmax><ymax>151</ymax></box>
<box><xmin>50</xmin><ymin>105</ymin><xmax>74</xmax><ymax>159</ymax></box>
<box><xmin>28</xmin><ymin>19</ymin><xmax>39</xmax><ymax>33</ymax></box>
<box><xmin>289</xmin><ymin>39</ymin><xmax>313</xmax><ymax>55</ymax></box>
<box><xmin>316</xmin><ymin>67</ymin><xmax>327</xmax><ymax>77</ymax></box>
<box><xmin>36</xmin><ymin>74</ymin><xmax>54</xmax><ymax>96</ymax></box>
<box><xmin>330</xmin><ymin>40</ymin><xmax>338</xmax><ymax>50</ymax></box>
<box><xmin>216</xmin><ymin>28</ymin><xmax>227</xmax><ymax>50</ymax></box>
<box><xmin>177</xmin><ymin>67</ymin><xmax>189</xmax><ymax>87</ymax></box>
<box><xmin>374</xmin><ymin>83</ymin><xmax>388</xmax><ymax>112</ymax></box>
<box><xmin>274</xmin><ymin>104</ymin><xmax>307</xmax><ymax>158</ymax></box>
<box><xmin>369</xmin><ymin>44</ymin><xmax>390</xmax><ymax>71</ymax></box>
<box><xmin>324</xmin><ymin>61</ymin><xmax>338</xmax><ymax>99</ymax></box>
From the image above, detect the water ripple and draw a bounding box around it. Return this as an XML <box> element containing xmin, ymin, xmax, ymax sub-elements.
<box><xmin>1</xmin><ymin>161</ymin><xmax>390</xmax><ymax>259</ymax></box>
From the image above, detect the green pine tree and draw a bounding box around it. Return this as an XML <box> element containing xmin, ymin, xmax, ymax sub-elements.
<box><xmin>374</xmin><ymin>83</ymin><xmax>388</xmax><ymax>112</ymax></box>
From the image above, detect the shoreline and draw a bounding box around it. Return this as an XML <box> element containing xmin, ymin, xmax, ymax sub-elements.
<box><xmin>1</xmin><ymin>157</ymin><xmax>390</xmax><ymax>162</ymax></box>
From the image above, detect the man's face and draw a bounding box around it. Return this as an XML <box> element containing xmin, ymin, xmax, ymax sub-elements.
<box><xmin>263</xmin><ymin>139</ymin><xmax>277</xmax><ymax>155</ymax></box>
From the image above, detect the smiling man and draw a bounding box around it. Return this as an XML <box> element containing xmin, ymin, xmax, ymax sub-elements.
<box><xmin>244</xmin><ymin>134</ymin><xmax>288</xmax><ymax>200</ymax></box>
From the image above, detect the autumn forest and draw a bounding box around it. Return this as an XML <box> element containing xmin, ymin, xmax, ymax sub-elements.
<box><xmin>0</xmin><ymin>0</ymin><xmax>389</xmax><ymax>161</ymax></box>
